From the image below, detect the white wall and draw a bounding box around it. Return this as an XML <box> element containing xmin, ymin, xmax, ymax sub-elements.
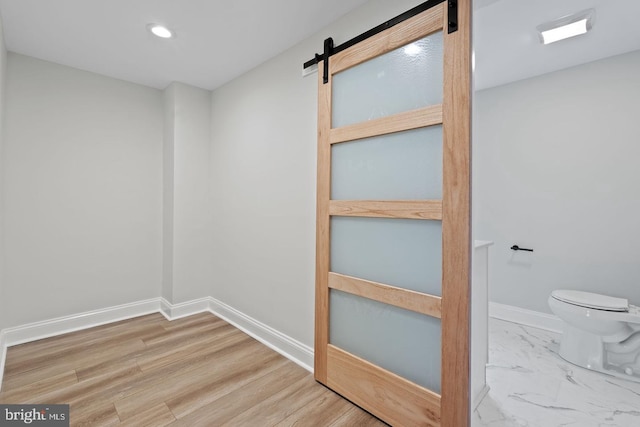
<box><xmin>163</xmin><ymin>82</ymin><xmax>214</xmax><ymax>303</ymax></box>
<box><xmin>209</xmin><ymin>0</ymin><xmax>425</xmax><ymax>347</ymax></box>
<box><xmin>162</xmin><ymin>84</ymin><xmax>175</xmax><ymax>302</ymax></box>
<box><xmin>3</xmin><ymin>54</ymin><xmax>163</xmax><ymax>327</ymax></box>
<box><xmin>0</xmin><ymin>16</ymin><xmax>7</xmax><ymax>331</ymax></box>
<box><xmin>475</xmin><ymin>50</ymin><xmax>640</xmax><ymax>313</ymax></box>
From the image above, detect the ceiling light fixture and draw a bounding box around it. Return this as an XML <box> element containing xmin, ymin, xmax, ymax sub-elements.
<box><xmin>148</xmin><ymin>24</ymin><xmax>174</xmax><ymax>39</ymax></box>
<box><xmin>536</xmin><ymin>9</ymin><xmax>594</xmax><ymax>45</ymax></box>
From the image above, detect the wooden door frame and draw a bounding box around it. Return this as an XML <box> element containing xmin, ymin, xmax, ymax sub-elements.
<box><xmin>441</xmin><ymin>1</ymin><xmax>471</xmax><ymax>425</ymax></box>
<box><xmin>314</xmin><ymin>1</ymin><xmax>471</xmax><ymax>426</ymax></box>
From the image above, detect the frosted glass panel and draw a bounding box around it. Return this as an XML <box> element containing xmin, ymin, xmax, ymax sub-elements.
<box><xmin>330</xmin><ymin>289</ymin><xmax>441</xmax><ymax>392</ymax></box>
<box><xmin>332</xmin><ymin>32</ymin><xmax>443</xmax><ymax>128</ymax></box>
<box><xmin>331</xmin><ymin>217</ymin><xmax>441</xmax><ymax>296</ymax></box>
<box><xmin>332</xmin><ymin>126</ymin><xmax>442</xmax><ymax>200</ymax></box>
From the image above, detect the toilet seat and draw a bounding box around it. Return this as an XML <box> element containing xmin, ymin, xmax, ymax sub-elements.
<box><xmin>551</xmin><ymin>290</ymin><xmax>629</xmax><ymax>312</ymax></box>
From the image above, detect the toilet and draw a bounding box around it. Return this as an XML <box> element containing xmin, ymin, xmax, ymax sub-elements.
<box><xmin>548</xmin><ymin>290</ymin><xmax>640</xmax><ymax>382</ymax></box>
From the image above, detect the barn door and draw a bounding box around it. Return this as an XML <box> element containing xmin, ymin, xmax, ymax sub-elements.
<box><xmin>314</xmin><ymin>1</ymin><xmax>471</xmax><ymax>426</ymax></box>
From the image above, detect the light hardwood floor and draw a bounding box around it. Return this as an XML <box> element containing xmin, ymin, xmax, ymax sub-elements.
<box><xmin>0</xmin><ymin>313</ymin><xmax>387</xmax><ymax>426</ymax></box>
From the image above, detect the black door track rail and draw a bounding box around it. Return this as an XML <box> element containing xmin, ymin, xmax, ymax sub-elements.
<box><xmin>303</xmin><ymin>0</ymin><xmax>457</xmax><ymax>84</ymax></box>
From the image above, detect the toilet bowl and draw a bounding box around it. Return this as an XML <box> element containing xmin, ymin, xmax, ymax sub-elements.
<box><xmin>548</xmin><ymin>290</ymin><xmax>640</xmax><ymax>382</ymax></box>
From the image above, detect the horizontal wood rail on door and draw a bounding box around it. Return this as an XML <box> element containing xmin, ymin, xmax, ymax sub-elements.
<box><xmin>327</xmin><ymin>345</ymin><xmax>441</xmax><ymax>427</ymax></box>
<box><xmin>329</xmin><ymin>105</ymin><xmax>443</xmax><ymax>144</ymax></box>
<box><xmin>329</xmin><ymin>200</ymin><xmax>442</xmax><ymax>220</ymax></box>
<box><xmin>329</xmin><ymin>5</ymin><xmax>444</xmax><ymax>75</ymax></box>
<box><xmin>328</xmin><ymin>272</ymin><xmax>442</xmax><ymax>318</ymax></box>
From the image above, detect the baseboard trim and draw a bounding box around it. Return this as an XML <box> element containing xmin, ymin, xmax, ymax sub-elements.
<box><xmin>473</xmin><ymin>384</ymin><xmax>490</xmax><ymax>410</ymax></box>
<box><xmin>159</xmin><ymin>298</ymin><xmax>172</xmax><ymax>321</ymax></box>
<box><xmin>0</xmin><ymin>331</ymin><xmax>6</xmax><ymax>392</ymax></box>
<box><xmin>2</xmin><ymin>298</ymin><xmax>162</xmax><ymax>348</ymax></box>
<box><xmin>208</xmin><ymin>297</ymin><xmax>314</xmax><ymax>373</ymax></box>
<box><xmin>489</xmin><ymin>302</ymin><xmax>563</xmax><ymax>333</ymax></box>
<box><xmin>160</xmin><ymin>297</ymin><xmax>210</xmax><ymax>320</ymax></box>
<box><xmin>0</xmin><ymin>296</ymin><xmax>314</xmax><ymax>391</ymax></box>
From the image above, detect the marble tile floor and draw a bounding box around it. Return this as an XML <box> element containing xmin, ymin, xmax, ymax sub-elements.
<box><xmin>472</xmin><ymin>318</ymin><xmax>640</xmax><ymax>427</ymax></box>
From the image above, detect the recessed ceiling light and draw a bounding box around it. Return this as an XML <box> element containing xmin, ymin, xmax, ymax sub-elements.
<box><xmin>537</xmin><ymin>9</ymin><xmax>594</xmax><ymax>45</ymax></box>
<box><xmin>148</xmin><ymin>24</ymin><xmax>174</xmax><ymax>39</ymax></box>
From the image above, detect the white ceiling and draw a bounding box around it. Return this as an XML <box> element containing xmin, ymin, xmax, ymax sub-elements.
<box><xmin>474</xmin><ymin>0</ymin><xmax>640</xmax><ymax>90</ymax></box>
<box><xmin>0</xmin><ymin>0</ymin><xmax>369</xmax><ymax>90</ymax></box>
<box><xmin>0</xmin><ymin>0</ymin><xmax>639</xmax><ymax>91</ymax></box>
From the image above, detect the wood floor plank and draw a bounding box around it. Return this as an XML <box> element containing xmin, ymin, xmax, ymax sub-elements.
<box><xmin>135</xmin><ymin>330</ymin><xmax>252</xmax><ymax>375</ymax></box>
<box><xmin>274</xmin><ymin>388</ymin><xmax>357</xmax><ymax>426</ymax></box>
<box><xmin>55</xmin><ymin>334</ymin><xmax>258</xmax><ymax>422</ymax></box>
<box><xmin>142</xmin><ymin>316</ymin><xmax>227</xmax><ymax>348</ymax></box>
<box><xmin>222</xmin><ymin>374</ymin><xmax>328</xmax><ymax>426</ymax></box>
<box><xmin>167</xmin><ymin>361</ymin><xmax>309</xmax><ymax>426</ymax></box>
<box><xmin>0</xmin><ymin>312</ymin><xmax>384</xmax><ymax>426</ymax></box>
<box><xmin>71</xmin><ymin>402</ymin><xmax>121</xmax><ymax>427</ymax></box>
<box><xmin>75</xmin><ymin>323</ymin><xmax>236</xmax><ymax>382</ymax></box>
<box><xmin>117</xmin><ymin>402</ymin><xmax>176</xmax><ymax>427</ymax></box>
<box><xmin>26</xmin><ymin>359</ymin><xmax>142</xmax><ymax>411</ymax></box>
<box><xmin>135</xmin><ymin>324</ymin><xmax>240</xmax><ymax>372</ymax></box>
<box><xmin>5</xmin><ymin>337</ymin><xmax>147</xmax><ymax>377</ymax></box>
<box><xmin>73</xmin><ymin>337</ymin><xmax>254</xmax><ymax>413</ymax></box>
<box><xmin>161</xmin><ymin>350</ymin><xmax>288</xmax><ymax>419</ymax></box>
<box><xmin>330</xmin><ymin>406</ymin><xmax>390</xmax><ymax>426</ymax></box>
<box><xmin>5</xmin><ymin>314</ymin><xmax>163</xmax><ymax>365</ymax></box>
<box><xmin>2</xmin><ymin>361</ymin><xmax>77</xmax><ymax>392</ymax></box>
<box><xmin>3</xmin><ymin>324</ymin><xmax>166</xmax><ymax>391</ymax></box>
<box><xmin>76</xmin><ymin>336</ymin><xmax>255</xmax><ymax>416</ymax></box>
<box><xmin>115</xmin><ymin>339</ymin><xmax>278</xmax><ymax>420</ymax></box>
<box><xmin>74</xmin><ymin>346</ymin><xmax>151</xmax><ymax>383</ymax></box>
<box><xmin>0</xmin><ymin>370</ymin><xmax>78</xmax><ymax>403</ymax></box>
